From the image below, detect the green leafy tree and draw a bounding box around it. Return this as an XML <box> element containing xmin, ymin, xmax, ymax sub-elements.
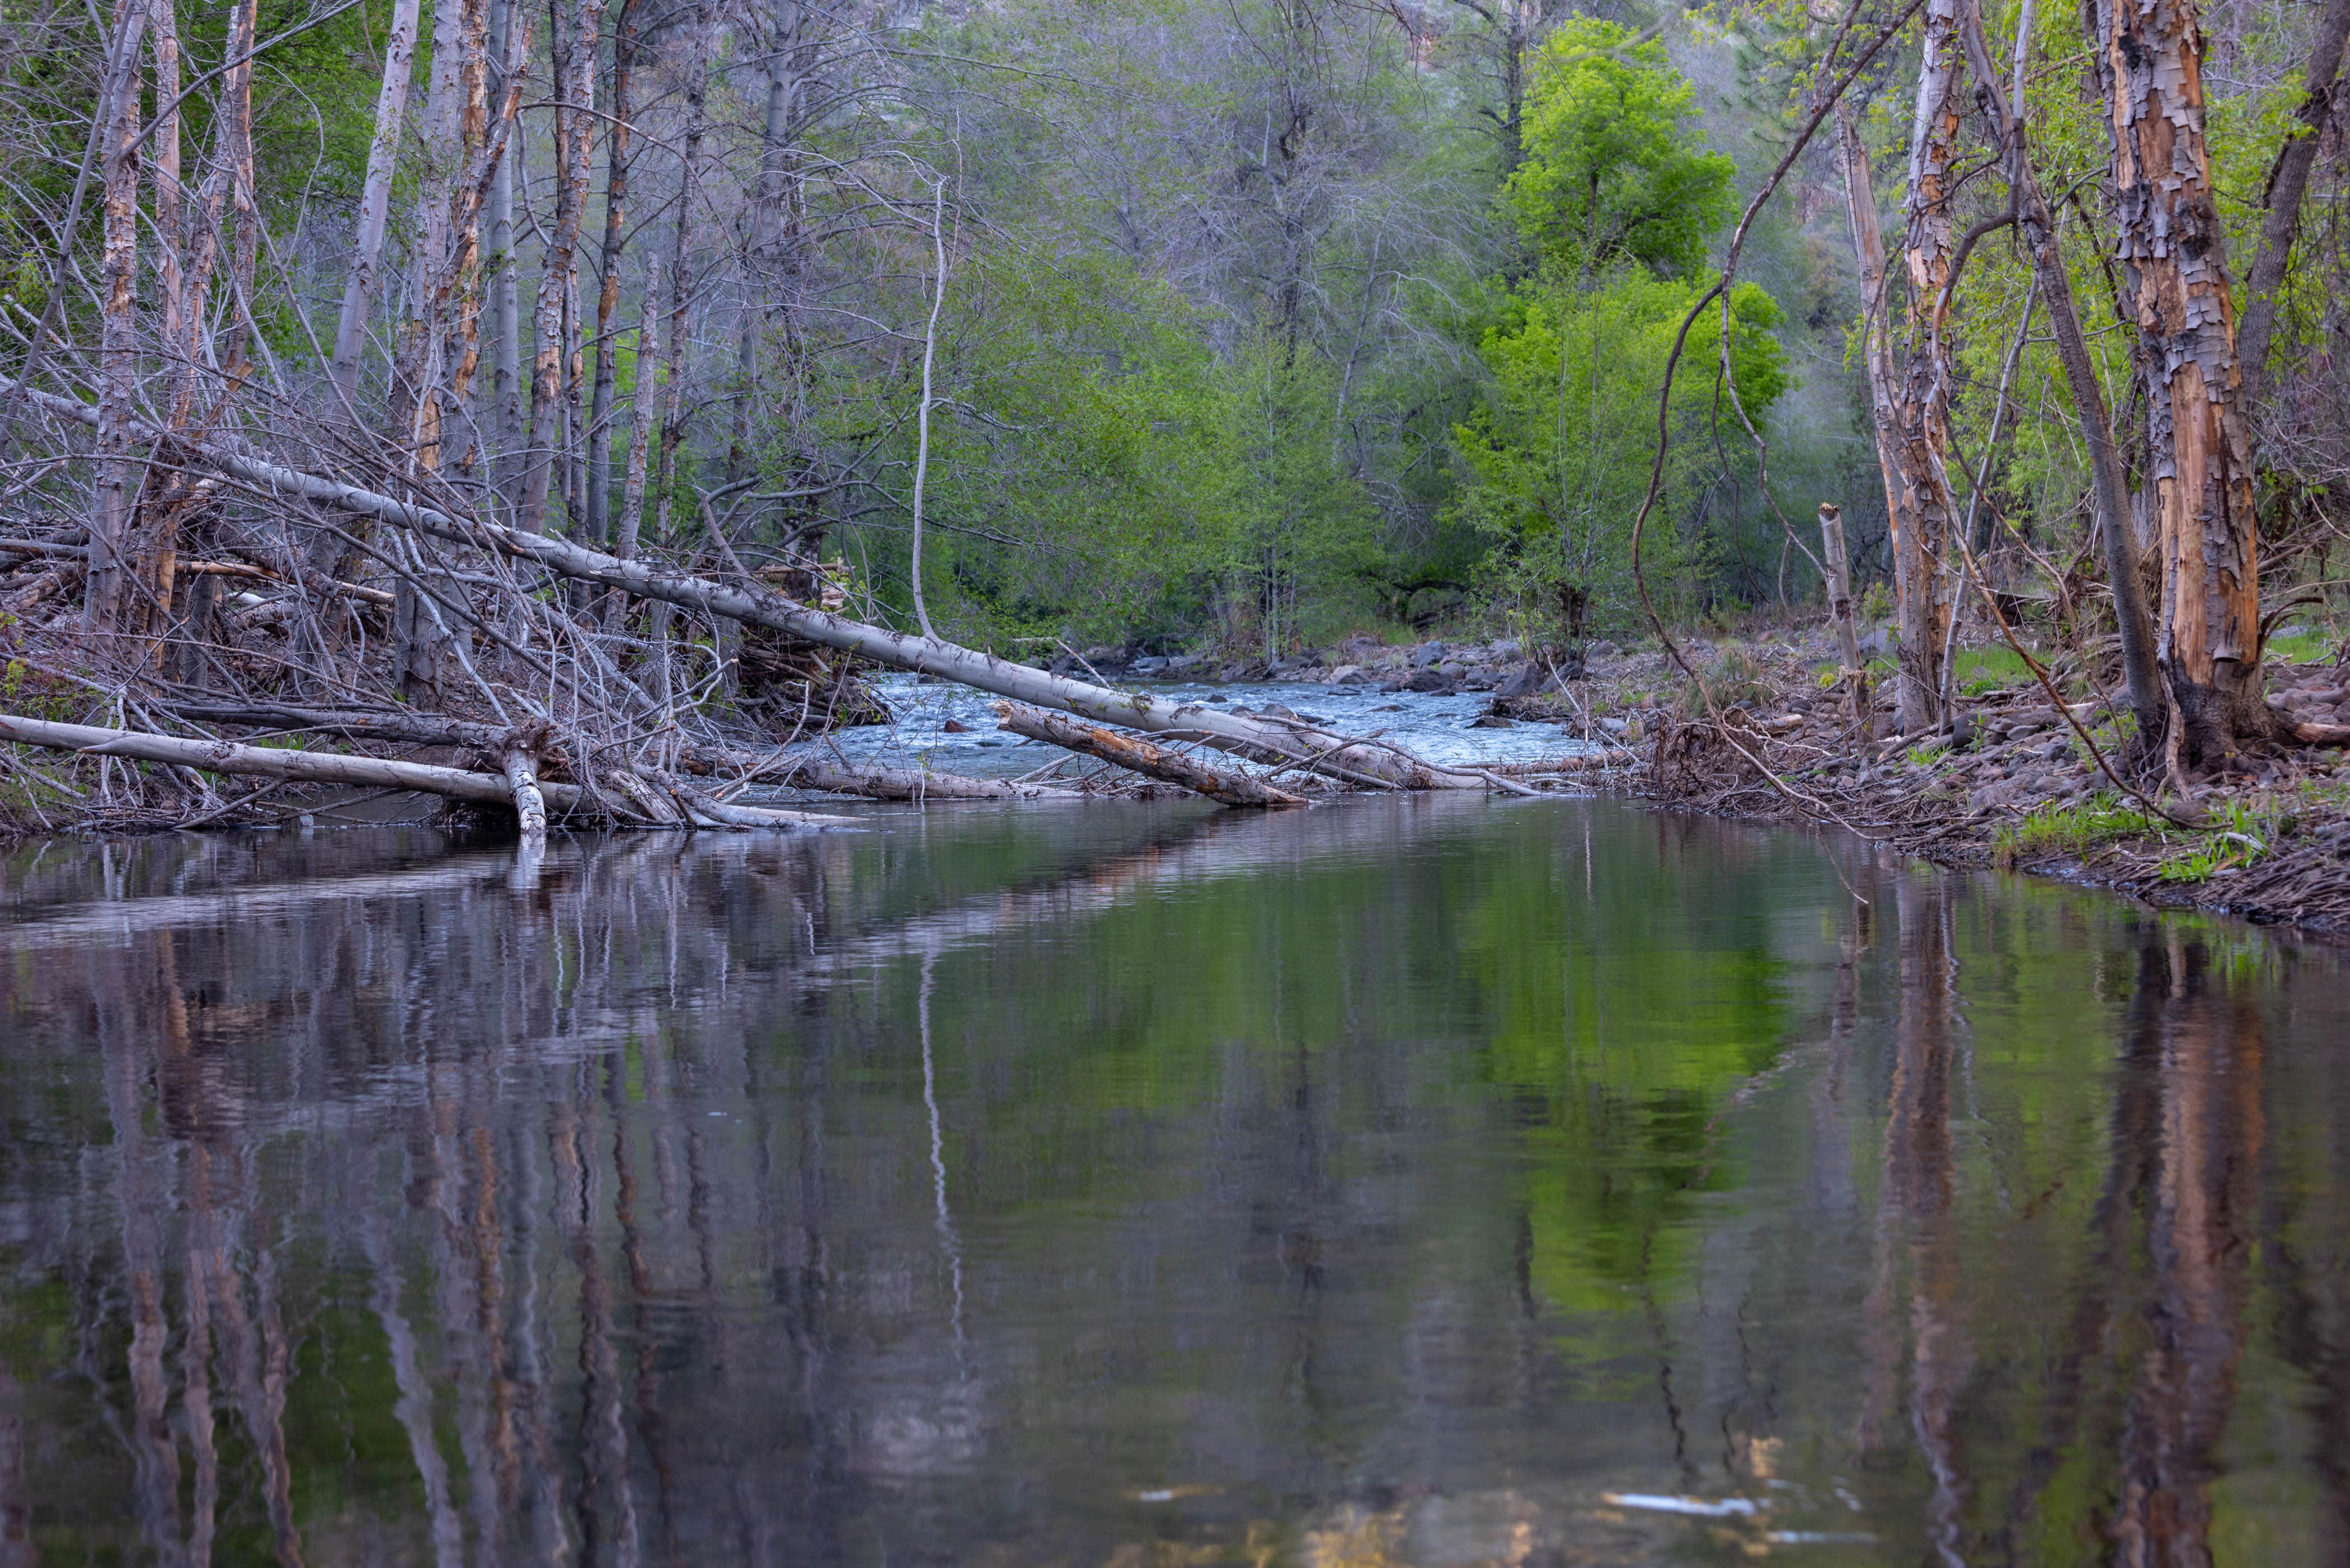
<box><xmin>1454</xmin><ymin>274</ymin><xmax>1789</xmax><ymax>642</ymax></box>
<box><xmin>1506</xmin><ymin>20</ymin><xmax>1737</xmax><ymax>279</ymax></box>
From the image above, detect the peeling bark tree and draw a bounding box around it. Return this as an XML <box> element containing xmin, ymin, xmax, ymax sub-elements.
<box><xmin>2092</xmin><ymin>0</ymin><xmax>2276</xmax><ymax>767</ymax></box>
<box><xmin>1888</xmin><ymin>0</ymin><xmax>1967</xmax><ymax>733</ymax></box>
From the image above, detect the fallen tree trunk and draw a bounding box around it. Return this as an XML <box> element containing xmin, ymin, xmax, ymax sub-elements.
<box><xmin>159</xmin><ymin>701</ymin><xmax>528</xmax><ymax>754</ymax></box>
<box><xmin>0</xmin><ymin>373</ymin><xmax>1481</xmax><ymax>789</ymax></box>
<box><xmin>765</xmin><ymin>755</ymin><xmax>1084</xmax><ymax>801</ymax></box>
<box><xmin>161</xmin><ymin>700</ymin><xmax>1082</xmax><ymax>802</ymax></box>
<box><xmin>502</xmin><ymin>746</ymin><xmax>548</xmax><ymax>842</ymax></box>
<box><xmin>0</xmin><ymin>712</ymin><xmax>589</xmax><ymax>811</ymax></box>
<box><xmin>0</xmin><ymin>713</ymin><xmax>872</xmax><ymax>828</ymax></box>
<box><xmin>994</xmin><ymin>702</ymin><xmax>1310</xmax><ymax>807</ymax></box>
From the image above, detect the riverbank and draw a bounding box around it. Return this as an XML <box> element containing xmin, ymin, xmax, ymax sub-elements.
<box><xmin>1152</xmin><ymin>621</ymin><xmax>2344</xmax><ymax>935</ymax></box>
<box><xmin>1478</xmin><ymin>626</ymin><xmax>2350</xmax><ymax>936</ymax></box>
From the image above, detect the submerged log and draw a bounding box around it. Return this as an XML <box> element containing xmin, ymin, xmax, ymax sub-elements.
<box><xmin>994</xmin><ymin>702</ymin><xmax>1310</xmax><ymax>807</ymax></box>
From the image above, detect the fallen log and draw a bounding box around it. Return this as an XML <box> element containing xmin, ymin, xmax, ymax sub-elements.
<box><xmin>159</xmin><ymin>701</ymin><xmax>527</xmax><ymax>754</ymax></box>
<box><xmin>0</xmin><ymin>712</ymin><xmax>590</xmax><ymax>812</ymax></box>
<box><xmin>994</xmin><ymin>702</ymin><xmax>1310</xmax><ymax>807</ymax></box>
<box><xmin>673</xmin><ymin>787</ymin><xmax>861</xmax><ymax>830</ymax></box>
<box><xmin>0</xmin><ymin>713</ymin><xmax>861</xmax><ymax>831</ymax></box>
<box><xmin>0</xmin><ymin>372</ymin><xmax>1481</xmax><ymax>789</ymax></box>
<box><xmin>503</xmin><ymin>746</ymin><xmax>548</xmax><ymax>843</ymax></box>
<box><xmin>767</xmin><ymin>755</ymin><xmax>1085</xmax><ymax>802</ymax></box>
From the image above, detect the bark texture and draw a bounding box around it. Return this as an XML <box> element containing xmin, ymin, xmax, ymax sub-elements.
<box><xmin>1887</xmin><ymin>0</ymin><xmax>1967</xmax><ymax>732</ymax></box>
<box><xmin>2093</xmin><ymin>0</ymin><xmax>2274</xmax><ymax>766</ymax></box>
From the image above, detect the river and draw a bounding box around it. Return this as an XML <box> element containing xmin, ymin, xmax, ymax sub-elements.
<box><xmin>1</xmin><ymin>793</ymin><xmax>2346</xmax><ymax>1565</ymax></box>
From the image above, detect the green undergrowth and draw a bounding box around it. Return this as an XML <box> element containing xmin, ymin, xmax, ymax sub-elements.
<box><xmin>1995</xmin><ymin>781</ymin><xmax>2348</xmax><ymax>884</ymax></box>
<box><xmin>2266</xmin><ymin>624</ymin><xmax>2342</xmax><ymax>666</ymax></box>
<box><xmin>1994</xmin><ymin>794</ymin><xmax>2154</xmax><ymax>869</ymax></box>
<box><xmin>1953</xmin><ymin>643</ymin><xmax>2035</xmax><ymax>696</ymax></box>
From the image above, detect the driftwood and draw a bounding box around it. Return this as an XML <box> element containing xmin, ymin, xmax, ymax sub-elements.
<box><xmin>0</xmin><ymin>371</ymin><xmax>1491</xmax><ymax>790</ymax></box>
<box><xmin>994</xmin><ymin>701</ymin><xmax>1310</xmax><ymax>806</ymax></box>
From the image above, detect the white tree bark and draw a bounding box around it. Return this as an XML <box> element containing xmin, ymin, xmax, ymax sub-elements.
<box><xmin>330</xmin><ymin>0</ymin><xmax>422</xmax><ymax>407</ymax></box>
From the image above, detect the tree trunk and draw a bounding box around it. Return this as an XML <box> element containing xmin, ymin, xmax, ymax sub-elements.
<box><xmin>1833</xmin><ymin>96</ymin><xmax>1905</xmax><ymax>615</ymax></box>
<box><xmin>2092</xmin><ymin>0</ymin><xmax>2274</xmax><ymax>768</ymax></box>
<box><xmin>148</xmin><ymin>0</ymin><xmax>183</xmax><ymax>392</ymax></box>
<box><xmin>1817</xmin><ymin>501</ymin><xmax>1871</xmax><ymax>734</ymax></box>
<box><xmin>331</xmin><ymin>0</ymin><xmax>422</xmax><ymax>409</ymax></box>
<box><xmin>994</xmin><ymin>702</ymin><xmax>1312</xmax><ymax>805</ymax></box>
<box><xmin>518</xmin><ymin>0</ymin><xmax>610</xmax><ymax>534</ymax></box>
<box><xmin>429</xmin><ymin>0</ymin><xmax>492</xmax><ymax>480</ymax></box>
<box><xmin>735</xmin><ymin>4</ymin><xmax>801</xmax><ymax>479</ymax></box>
<box><xmin>83</xmin><ymin>0</ymin><xmax>148</xmax><ymax>638</ymax></box>
<box><xmin>213</xmin><ymin>0</ymin><xmax>260</xmax><ymax>383</ymax></box>
<box><xmin>769</xmin><ymin>756</ymin><xmax>1083</xmax><ymax>801</ymax></box>
<box><xmin>584</xmin><ymin>0</ymin><xmax>642</xmax><ymax>545</ymax></box>
<box><xmin>387</xmin><ymin>0</ymin><xmax>467</xmax><ymax>475</ymax></box>
<box><xmin>1887</xmin><ymin>0</ymin><xmax>1966</xmax><ymax>733</ymax></box>
<box><xmin>0</xmin><ymin>713</ymin><xmax>586</xmax><ymax>809</ymax></box>
<box><xmin>614</xmin><ymin>253</ymin><xmax>661</xmax><ymax>563</ymax></box>
<box><xmin>485</xmin><ymin>0</ymin><xmax>524</xmax><ymax>512</ymax></box>
<box><xmin>502</xmin><ymin>745</ymin><xmax>548</xmax><ymax>841</ymax></box>
<box><xmin>2236</xmin><ymin>0</ymin><xmax>2350</xmax><ymax>409</ymax></box>
<box><xmin>648</xmin><ymin>3</ymin><xmax>716</xmax><ymax>549</ymax></box>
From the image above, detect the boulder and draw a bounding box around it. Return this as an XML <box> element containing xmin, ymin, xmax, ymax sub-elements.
<box><xmin>1496</xmin><ymin>663</ymin><xmax>1544</xmax><ymax>699</ymax></box>
<box><xmin>1327</xmin><ymin>664</ymin><xmax>1371</xmax><ymax>685</ymax></box>
<box><xmin>1405</xmin><ymin>668</ymin><xmax>1453</xmax><ymax>694</ymax></box>
<box><xmin>1469</xmin><ymin>713</ymin><xmax>1514</xmax><ymax>729</ymax></box>
<box><xmin>1409</xmin><ymin>641</ymin><xmax>1448</xmax><ymax>668</ymax></box>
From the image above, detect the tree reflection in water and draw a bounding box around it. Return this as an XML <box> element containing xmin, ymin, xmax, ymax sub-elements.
<box><xmin>0</xmin><ymin>801</ymin><xmax>2344</xmax><ymax>1566</ymax></box>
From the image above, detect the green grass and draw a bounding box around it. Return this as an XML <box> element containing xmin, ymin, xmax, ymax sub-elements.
<box><xmin>1953</xmin><ymin>643</ymin><xmax>2035</xmax><ymax>697</ymax></box>
<box><xmin>1994</xmin><ymin>794</ymin><xmax>2154</xmax><ymax>868</ymax></box>
<box><xmin>2267</xmin><ymin>624</ymin><xmax>2342</xmax><ymax>666</ymax></box>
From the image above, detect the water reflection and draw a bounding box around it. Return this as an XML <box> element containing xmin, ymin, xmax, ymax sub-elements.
<box><xmin>0</xmin><ymin>801</ymin><xmax>2346</xmax><ymax>1565</ymax></box>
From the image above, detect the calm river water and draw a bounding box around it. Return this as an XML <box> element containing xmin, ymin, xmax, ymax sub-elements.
<box><xmin>2</xmin><ymin>798</ymin><xmax>2347</xmax><ymax>1565</ymax></box>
